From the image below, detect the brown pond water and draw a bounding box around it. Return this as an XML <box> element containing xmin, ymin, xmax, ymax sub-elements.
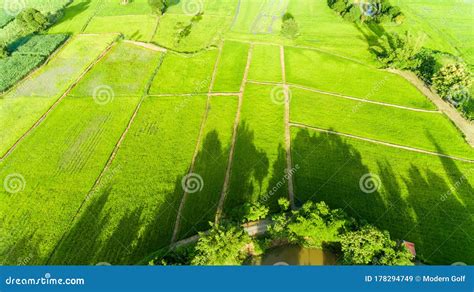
<box><xmin>253</xmin><ymin>245</ymin><xmax>337</xmax><ymax>266</ymax></box>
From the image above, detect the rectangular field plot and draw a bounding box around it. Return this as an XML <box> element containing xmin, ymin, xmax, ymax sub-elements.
<box><xmin>96</xmin><ymin>0</ymin><xmax>152</xmax><ymax>16</ymax></box>
<box><xmin>224</xmin><ymin>84</ymin><xmax>287</xmax><ymax>217</ymax></box>
<box><xmin>48</xmin><ymin>0</ymin><xmax>102</xmax><ymax>33</ymax></box>
<box><xmin>284</xmin><ymin>47</ymin><xmax>435</xmax><ymax>110</ymax></box>
<box><xmin>0</xmin><ymin>34</ymin><xmax>117</xmax><ymax>157</ymax></box>
<box><xmin>248</xmin><ymin>44</ymin><xmax>282</xmax><ymax>82</ymax></box>
<box><xmin>152</xmin><ymin>13</ymin><xmax>229</xmax><ymax>51</ymax></box>
<box><xmin>212</xmin><ymin>41</ymin><xmax>249</xmax><ymax>92</ymax></box>
<box><xmin>231</xmin><ymin>0</ymin><xmax>288</xmax><ymax>34</ymax></box>
<box><xmin>48</xmin><ymin>96</ymin><xmax>207</xmax><ymax>265</ymax></box>
<box><xmin>149</xmin><ymin>50</ymin><xmax>218</xmax><ymax>94</ymax></box>
<box><xmin>0</xmin><ymin>96</ymin><xmax>140</xmax><ymax>265</ymax></box>
<box><xmin>290</xmin><ymin>88</ymin><xmax>474</xmax><ymax>160</ymax></box>
<box><xmin>69</xmin><ymin>42</ymin><xmax>162</xmax><ymax>97</ymax></box>
<box><xmin>177</xmin><ymin>95</ymin><xmax>239</xmax><ymax>240</ymax></box>
<box><xmin>166</xmin><ymin>0</ymin><xmax>238</xmax><ymax>16</ymax></box>
<box><xmin>84</xmin><ymin>15</ymin><xmax>157</xmax><ymax>42</ymax></box>
<box><xmin>287</xmin><ymin>0</ymin><xmax>373</xmax><ymax>63</ymax></box>
<box><xmin>291</xmin><ymin>127</ymin><xmax>474</xmax><ymax>264</ymax></box>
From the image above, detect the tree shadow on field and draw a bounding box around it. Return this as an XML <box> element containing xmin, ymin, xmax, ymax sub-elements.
<box><xmin>290</xmin><ymin>128</ymin><xmax>387</xmax><ymax>217</ymax></box>
<box><xmin>263</xmin><ymin>144</ymin><xmax>289</xmax><ymax>211</ymax></box>
<box><xmin>400</xmin><ymin>133</ymin><xmax>474</xmax><ymax>264</ymax></box>
<box><xmin>354</xmin><ymin>21</ymin><xmax>387</xmax><ymax>52</ymax></box>
<box><xmin>47</xmin><ymin>175</ymin><xmax>185</xmax><ymax>265</ymax></box>
<box><xmin>54</xmin><ymin>0</ymin><xmax>92</xmax><ymax>25</ymax></box>
<box><xmin>177</xmin><ymin>130</ymin><xmax>230</xmax><ymax>240</ymax></box>
<box><xmin>223</xmin><ymin>121</ymin><xmax>269</xmax><ymax>219</ymax></box>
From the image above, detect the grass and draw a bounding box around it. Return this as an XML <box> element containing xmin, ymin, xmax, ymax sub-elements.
<box><xmin>84</xmin><ymin>15</ymin><xmax>157</xmax><ymax>42</ymax></box>
<box><xmin>384</xmin><ymin>1</ymin><xmax>473</xmax><ymax>67</ymax></box>
<box><xmin>224</xmin><ymin>84</ymin><xmax>287</xmax><ymax>216</ymax></box>
<box><xmin>152</xmin><ymin>13</ymin><xmax>230</xmax><ymax>52</ymax></box>
<box><xmin>0</xmin><ymin>34</ymin><xmax>117</xmax><ymax>157</ymax></box>
<box><xmin>47</xmin><ymin>96</ymin><xmax>207</xmax><ymax>265</ymax></box>
<box><xmin>96</xmin><ymin>0</ymin><xmax>152</xmax><ymax>16</ymax></box>
<box><xmin>291</xmin><ymin>127</ymin><xmax>474</xmax><ymax>265</ymax></box>
<box><xmin>0</xmin><ymin>96</ymin><xmax>140</xmax><ymax>265</ymax></box>
<box><xmin>48</xmin><ymin>0</ymin><xmax>103</xmax><ymax>33</ymax></box>
<box><xmin>177</xmin><ymin>95</ymin><xmax>239</xmax><ymax>240</ymax></box>
<box><xmin>69</xmin><ymin>42</ymin><xmax>162</xmax><ymax>97</ymax></box>
<box><xmin>149</xmin><ymin>49</ymin><xmax>218</xmax><ymax>94</ymax></box>
<box><xmin>248</xmin><ymin>44</ymin><xmax>282</xmax><ymax>82</ymax></box>
<box><xmin>212</xmin><ymin>41</ymin><xmax>249</xmax><ymax>92</ymax></box>
<box><xmin>290</xmin><ymin>87</ymin><xmax>474</xmax><ymax>160</ymax></box>
<box><xmin>231</xmin><ymin>0</ymin><xmax>288</xmax><ymax>34</ymax></box>
<box><xmin>285</xmin><ymin>46</ymin><xmax>436</xmax><ymax>110</ymax></box>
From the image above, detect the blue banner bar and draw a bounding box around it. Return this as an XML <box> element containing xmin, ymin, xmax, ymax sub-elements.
<box><xmin>0</xmin><ymin>266</ymin><xmax>472</xmax><ymax>291</ymax></box>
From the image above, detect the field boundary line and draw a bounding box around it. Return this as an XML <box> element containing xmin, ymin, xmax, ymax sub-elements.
<box><xmin>46</xmin><ymin>52</ymin><xmax>167</xmax><ymax>264</ymax></box>
<box><xmin>147</xmin><ymin>92</ymin><xmax>240</xmax><ymax>97</ymax></box>
<box><xmin>290</xmin><ymin>122</ymin><xmax>474</xmax><ymax>163</ymax></box>
<box><xmin>388</xmin><ymin>69</ymin><xmax>474</xmax><ymax>147</ymax></box>
<box><xmin>224</xmin><ymin>38</ymin><xmax>367</xmax><ymax>66</ymax></box>
<box><xmin>215</xmin><ymin>44</ymin><xmax>254</xmax><ymax>223</ymax></box>
<box><xmin>171</xmin><ymin>42</ymin><xmax>225</xmax><ymax>243</ymax></box>
<box><xmin>124</xmin><ymin>40</ymin><xmax>167</xmax><ymax>52</ymax></box>
<box><xmin>280</xmin><ymin>45</ymin><xmax>296</xmax><ymax>210</ymax></box>
<box><xmin>0</xmin><ymin>42</ymin><xmax>117</xmax><ymax>162</ymax></box>
<box><xmin>149</xmin><ymin>14</ymin><xmax>161</xmax><ymax>42</ymax></box>
<box><xmin>246</xmin><ymin>80</ymin><xmax>441</xmax><ymax>113</ymax></box>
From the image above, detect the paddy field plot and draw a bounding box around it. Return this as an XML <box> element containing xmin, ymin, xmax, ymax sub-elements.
<box><xmin>212</xmin><ymin>41</ymin><xmax>249</xmax><ymax>92</ymax></box>
<box><xmin>290</xmin><ymin>87</ymin><xmax>474</xmax><ymax>160</ymax></box>
<box><xmin>0</xmin><ymin>96</ymin><xmax>140</xmax><ymax>265</ymax></box>
<box><xmin>231</xmin><ymin>0</ymin><xmax>288</xmax><ymax>34</ymax></box>
<box><xmin>291</xmin><ymin>127</ymin><xmax>474</xmax><ymax>264</ymax></box>
<box><xmin>224</xmin><ymin>84</ymin><xmax>287</xmax><ymax>216</ymax></box>
<box><xmin>48</xmin><ymin>0</ymin><xmax>103</xmax><ymax>33</ymax></box>
<box><xmin>165</xmin><ymin>0</ymin><xmax>238</xmax><ymax>16</ymax></box>
<box><xmin>149</xmin><ymin>50</ymin><xmax>218</xmax><ymax>95</ymax></box>
<box><xmin>248</xmin><ymin>44</ymin><xmax>282</xmax><ymax>82</ymax></box>
<box><xmin>285</xmin><ymin>47</ymin><xmax>435</xmax><ymax>110</ymax></box>
<box><xmin>48</xmin><ymin>96</ymin><xmax>207</xmax><ymax>265</ymax></box>
<box><xmin>0</xmin><ymin>34</ymin><xmax>117</xmax><ymax>157</ymax></box>
<box><xmin>152</xmin><ymin>13</ymin><xmax>230</xmax><ymax>52</ymax></box>
<box><xmin>96</xmin><ymin>0</ymin><xmax>152</xmax><ymax>16</ymax></box>
<box><xmin>84</xmin><ymin>15</ymin><xmax>157</xmax><ymax>42</ymax></box>
<box><xmin>69</xmin><ymin>42</ymin><xmax>162</xmax><ymax>97</ymax></box>
<box><xmin>177</xmin><ymin>95</ymin><xmax>239</xmax><ymax>240</ymax></box>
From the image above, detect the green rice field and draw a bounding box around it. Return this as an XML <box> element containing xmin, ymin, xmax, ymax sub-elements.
<box><xmin>1</xmin><ymin>0</ymin><xmax>472</xmax><ymax>266</ymax></box>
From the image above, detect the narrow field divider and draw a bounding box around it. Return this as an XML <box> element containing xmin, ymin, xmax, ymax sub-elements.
<box><xmin>290</xmin><ymin>122</ymin><xmax>474</xmax><ymax>163</ymax></box>
<box><xmin>0</xmin><ymin>41</ymin><xmax>117</xmax><ymax>162</ymax></box>
<box><xmin>215</xmin><ymin>44</ymin><xmax>254</xmax><ymax>223</ymax></box>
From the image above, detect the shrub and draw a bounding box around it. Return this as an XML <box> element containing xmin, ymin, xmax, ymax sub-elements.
<box><xmin>191</xmin><ymin>223</ymin><xmax>252</xmax><ymax>265</ymax></box>
<box><xmin>15</xmin><ymin>8</ymin><xmax>49</xmax><ymax>34</ymax></box>
<box><xmin>432</xmin><ymin>63</ymin><xmax>472</xmax><ymax>99</ymax></box>
<box><xmin>281</xmin><ymin>13</ymin><xmax>300</xmax><ymax>39</ymax></box>
<box><xmin>340</xmin><ymin>225</ymin><xmax>414</xmax><ymax>265</ymax></box>
<box><xmin>241</xmin><ymin>202</ymin><xmax>269</xmax><ymax>223</ymax></box>
<box><xmin>371</xmin><ymin>31</ymin><xmax>425</xmax><ymax>69</ymax></box>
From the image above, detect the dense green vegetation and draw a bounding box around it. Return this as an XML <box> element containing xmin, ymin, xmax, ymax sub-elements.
<box><xmin>0</xmin><ymin>34</ymin><xmax>68</xmax><ymax>92</ymax></box>
<box><xmin>151</xmin><ymin>200</ymin><xmax>413</xmax><ymax>266</ymax></box>
<box><xmin>1</xmin><ymin>0</ymin><xmax>472</xmax><ymax>266</ymax></box>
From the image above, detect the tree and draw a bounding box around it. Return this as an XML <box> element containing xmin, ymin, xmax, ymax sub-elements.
<box><xmin>432</xmin><ymin>63</ymin><xmax>472</xmax><ymax>99</ymax></box>
<box><xmin>371</xmin><ymin>31</ymin><xmax>426</xmax><ymax>69</ymax></box>
<box><xmin>15</xmin><ymin>8</ymin><xmax>49</xmax><ymax>34</ymax></box>
<box><xmin>241</xmin><ymin>202</ymin><xmax>269</xmax><ymax>223</ymax></box>
<box><xmin>340</xmin><ymin>225</ymin><xmax>414</xmax><ymax>265</ymax></box>
<box><xmin>281</xmin><ymin>13</ymin><xmax>299</xmax><ymax>39</ymax></box>
<box><xmin>0</xmin><ymin>45</ymin><xmax>7</xmax><ymax>58</ymax></box>
<box><xmin>148</xmin><ymin>0</ymin><xmax>166</xmax><ymax>15</ymax></box>
<box><xmin>191</xmin><ymin>223</ymin><xmax>252</xmax><ymax>265</ymax></box>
